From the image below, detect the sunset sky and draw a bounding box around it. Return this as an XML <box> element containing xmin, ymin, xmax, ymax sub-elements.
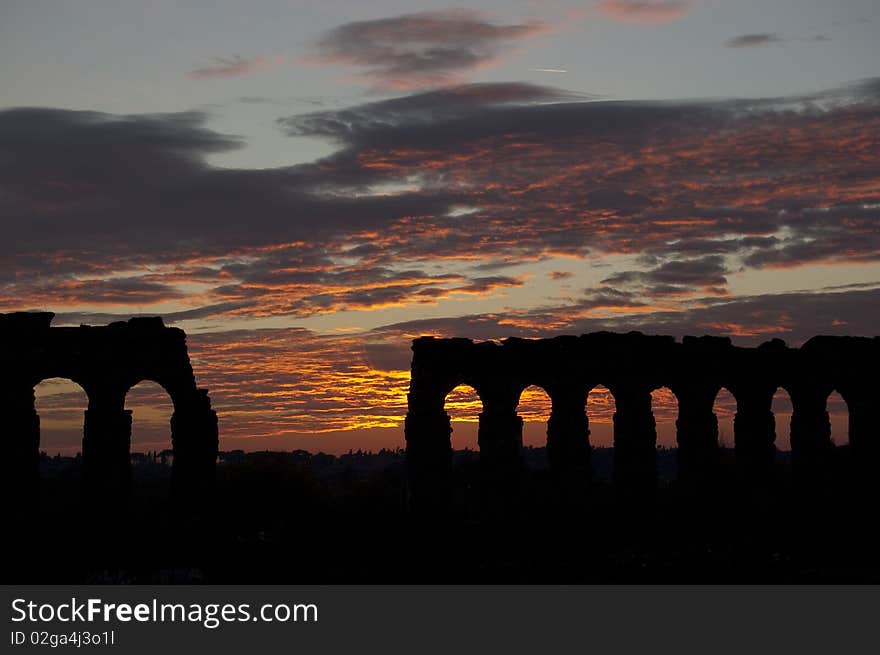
<box><xmin>2</xmin><ymin>0</ymin><xmax>877</xmax><ymax>455</ymax></box>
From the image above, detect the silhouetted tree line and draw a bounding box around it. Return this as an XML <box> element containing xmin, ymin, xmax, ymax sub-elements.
<box><xmin>6</xmin><ymin>443</ymin><xmax>874</xmax><ymax>585</ymax></box>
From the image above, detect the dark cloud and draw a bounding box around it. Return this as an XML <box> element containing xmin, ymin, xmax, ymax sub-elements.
<box><xmin>0</xmin><ymin>108</ymin><xmax>242</xmax><ymax>255</ymax></box>
<box><xmin>732</xmin><ymin>204</ymin><xmax>880</xmax><ymax>269</ymax></box>
<box><xmin>0</xmin><ymin>106</ymin><xmax>458</xmax><ymax>272</ymax></box>
<box><xmin>0</xmin><ymin>277</ymin><xmax>184</xmax><ymax>307</ymax></box>
<box><xmin>283</xmin><ymin>77</ymin><xmax>879</xmax><ymax>147</ymax></box>
<box><xmin>451</xmin><ymin>276</ymin><xmax>524</xmax><ymax>294</ymax></box>
<box><xmin>49</xmin><ymin>303</ymin><xmax>250</xmax><ymax>327</ymax></box>
<box><xmin>601</xmin><ymin>256</ymin><xmax>729</xmax><ymax>295</ymax></box>
<box><xmin>281</xmin><ymin>78</ymin><xmax>880</xmax><ymax>284</ymax></box>
<box><xmin>280</xmin><ymin>82</ymin><xmax>581</xmax><ymax>143</ymax></box>
<box><xmin>311</xmin><ymin>10</ymin><xmax>549</xmax><ymax>90</ymax></box>
<box><xmin>3</xmin><ymin>78</ymin><xmax>879</xmax><ymax>321</ymax></box>
<box><xmin>726</xmin><ymin>33</ymin><xmax>785</xmax><ymax>48</ymax></box>
<box><xmin>726</xmin><ymin>33</ymin><xmax>832</xmax><ymax>48</ymax></box>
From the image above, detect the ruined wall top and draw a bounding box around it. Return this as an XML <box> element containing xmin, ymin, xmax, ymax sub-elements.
<box><xmin>0</xmin><ymin>312</ymin><xmax>203</xmax><ymax>405</ymax></box>
<box><xmin>408</xmin><ymin>332</ymin><xmax>880</xmax><ymax>407</ymax></box>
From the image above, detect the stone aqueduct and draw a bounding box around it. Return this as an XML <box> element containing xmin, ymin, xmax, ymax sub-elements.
<box><xmin>404</xmin><ymin>333</ymin><xmax>880</xmax><ymax>508</ymax></box>
<box><xmin>0</xmin><ymin>312</ymin><xmax>218</xmax><ymax>511</ymax></box>
<box><xmin>4</xmin><ymin>309</ymin><xmax>879</xmax><ymax>513</ymax></box>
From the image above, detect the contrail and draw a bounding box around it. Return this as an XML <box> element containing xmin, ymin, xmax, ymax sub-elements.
<box><xmin>529</xmin><ymin>68</ymin><xmax>567</xmax><ymax>73</ymax></box>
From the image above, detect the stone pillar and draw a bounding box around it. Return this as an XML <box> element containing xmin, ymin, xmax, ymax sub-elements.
<box><xmin>789</xmin><ymin>388</ymin><xmax>832</xmax><ymax>489</ymax></box>
<box><xmin>675</xmin><ymin>386</ymin><xmax>719</xmax><ymax>483</ymax></box>
<box><xmin>546</xmin><ymin>386</ymin><xmax>591</xmax><ymax>484</ymax></box>
<box><xmin>2</xmin><ymin>384</ymin><xmax>40</xmax><ymax>519</ymax></box>
<box><xmin>733</xmin><ymin>388</ymin><xmax>776</xmax><ymax>476</ymax></box>
<box><xmin>847</xmin><ymin>392</ymin><xmax>878</xmax><ymax>462</ymax></box>
<box><xmin>404</xmin><ymin>406</ymin><xmax>452</xmax><ymax>514</ymax></box>
<box><xmin>477</xmin><ymin>387</ymin><xmax>524</xmax><ymax>518</ymax></box>
<box><xmin>170</xmin><ymin>389</ymin><xmax>218</xmax><ymax>513</ymax></box>
<box><xmin>839</xmin><ymin>390</ymin><xmax>876</xmax><ymax>497</ymax></box>
<box><xmin>478</xmin><ymin>393</ymin><xmax>523</xmax><ymax>477</ymax></box>
<box><xmin>82</xmin><ymin>404</ymin><xmax>132</xmax><ymax>512</ymax></box>
<box><xmin>611</xmin><ymin>384</ymin><xmax>657</xmax><ymax>502</ymax></box>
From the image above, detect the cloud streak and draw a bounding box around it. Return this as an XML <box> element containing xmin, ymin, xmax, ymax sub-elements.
<box><xmin>596</xmin><ymin>1</ymin><xmax>691</xmax><ymax>23</ymax></box>
<box><xmin>187</xmin><ymin>55</ymin><xmax>281</xmax><ymax>79</ymax></box>
<box><xmin>725</xmin><ymin>33</ymin><xmax>832</xmax><ymax>48</ymax></box>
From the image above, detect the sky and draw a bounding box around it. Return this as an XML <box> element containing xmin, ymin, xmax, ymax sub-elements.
<box><xmin>1</xmin><ymin>0</ymin><xmax>877</xmax><ymax>455</ymax></box>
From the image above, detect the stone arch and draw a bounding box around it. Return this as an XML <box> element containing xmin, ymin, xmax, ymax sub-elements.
<box><xmin>119</xmin><ymin>371</ymin><xmax>218</xmax><ymax>509</ymax></box>
<box><xmin>1</xmin><ymin>312</ymin><xmax>218</xmax><ymax>516</ymax></box>
<box><xmin>585</xmin><ymin>384</ymin><xmax>616</xmax><ymax>481</ymax></box>
<box><xmin>516</xmin><ymin>384</ymin><xmax>552</xmax><ymax>469</ymax></box>
<box><xmin>712</xmin><ymin>387</ymin><xmax>738</xmax><ymax>448</ymax></box>
<box><xmin>651</xmin><ymin>386</ymin><xmax>679</xmax><ymax>481</ymax></box>
<box><xmin>771</xmin><ymin>386</ymin><xmax>794</xmax><ymax>452</ymax></box>
<box><xmin>443</xmin><ymin>383</ymin><xmax>483</xmax><ymax>451</ymax></box>
<box><xmin>33</xmin><ymin>377</ymin><xmax>90</xmax><ymax>456</ymax></box>
<box><xmin>826</xmin><ymin>390</ymin><xmax>849</xmax><ymax>447</ymax></box>
<box><xmin>516</xmin><ymin>384</ymin><xmax>553</xmax><ymax>444</ymax></box>
<box><xmin>830</xmin><ymin>383</ymin><xmax>875</xmax><ymax>463</ymax></box>
<box><xmin>401</xmin><ymin>333</ymin><xmax>879</xmax><ymax>511</ymax></box>
<box><xmin>30</xmin><ymin>377</ymin><xmax>90</xmax><ymax>514</ymax></box>
<box><xmin>120</xmin><ymin>365</ymin><xmax>199</xmax><ymax>412</ymax></box>
<box><xmin>585</xmin><ymin>384</ymin><xmax>616</xmax><ymax>448</ymax></box>
<box><xmin>124</xmin><ymin>379</ymin><xmax>175</xmax><ymax>455</ymax></box>
<box><xmin>650</xmin><ymin>386</ymin><xmax>679</xmax><ymax>450</ymax></box>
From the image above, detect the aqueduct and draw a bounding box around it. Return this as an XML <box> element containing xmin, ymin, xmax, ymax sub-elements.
<box><xmin>0</xmin><ymin>312</ymin><xmax>218</xmax><ymax>514</ymax></box>
<box><xmin>405</xmin><ymin>333</ymin><xmax>880</xmax><ymax>509</ymax></box>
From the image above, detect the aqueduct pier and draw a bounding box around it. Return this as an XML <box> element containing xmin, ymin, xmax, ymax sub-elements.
<box><xmin>405</xmin><ymin>333</ymin><xmax>880</xmax><ymax>508</ymax></box>
<box><xmin>1</xmin><ymin>312</ymin><xmax>217</xmax><ymax>514</ymax></box>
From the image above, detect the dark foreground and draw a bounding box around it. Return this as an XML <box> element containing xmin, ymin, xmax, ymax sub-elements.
<box><xmin>6</xmin><ymin>447</ymin><xmax>879</xmax><ymax>583</ymax></box>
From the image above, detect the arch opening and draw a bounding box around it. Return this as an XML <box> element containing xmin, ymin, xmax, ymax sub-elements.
<box><xmin>651</xmin><ymin>386</ymin><xmax>678</xmax><ymax>481</ymax></box>
<box><xmin>586</xmin><ymin>385</ymin><xmax>615</xmax><ymax>479</ymax></box>
<box><xmin>125</xmin><ymin>380</ymin><xmax>175</xmax><ymax>465</ymax></box>
<box><xmin>650</xmin><ymin>387</ymin><xmax>678</xmax><ymax>450</ymax></box>
<box><xmin>585</xmin><ymin>385</ymin><xmax>615</xmax><ymax>448</ymax></box>
<box><xmin>33</xmin><ymin>377</ymin><xmax>89</xmax><ymax>511</ymax></box>
<box><xmin>827</xmin><ymin>390</ymin><xmax>849</xmax><ymax>447</ymax></box>
<box><xmin>712</xmin><ymin>388</ymin><xmax>737</xmax><ymax>449</ymax></box>
<box><xmin>517</xmin><ymin>385</ymin><xmax>552</xmax><ymax>470</ymax></box>
<box><xmin>772</xmin><ymin>387</ymin><xmax>793</xmax><ymax>452</ymax></box>
<box><xmin>34</xmin><ymin>377</ymin><xmax>88</xmax><ymax>457</ymax></box>
<box><xmin>443</xmin><ymin>384</ymin><xmax>482</xmax><ymax>452</ymax></box>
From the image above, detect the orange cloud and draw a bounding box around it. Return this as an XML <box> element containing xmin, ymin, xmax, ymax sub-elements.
<box><xmin>596</xmin><ymin>1</ymin><xmax>691</xmax><ymax>23</ymax></box>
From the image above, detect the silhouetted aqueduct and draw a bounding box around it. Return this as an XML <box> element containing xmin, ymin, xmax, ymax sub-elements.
<box><xmin>0</xmin><ymin>312</ymin><xmax>217</xmax><ymax>512</ymax></box>
<box><xmin>404</xmin><ymin>333</ymin><xmax>880</xmax><ymax>509</ymax></box>
<box><xmin>5</xmin><ymin>309</ymin><xmax>879</xmax><ymax>516</ymax></box>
